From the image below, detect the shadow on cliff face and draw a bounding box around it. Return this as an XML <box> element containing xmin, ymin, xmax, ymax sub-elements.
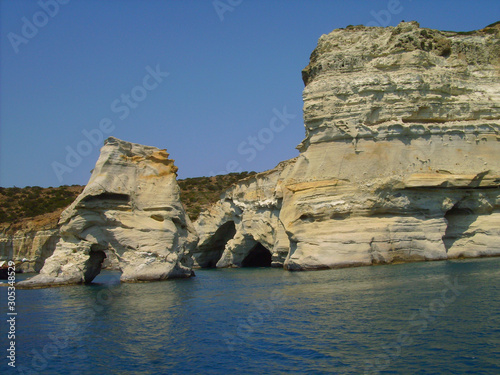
<box><xmin>443</xmin><ymin>205</ymin><xmax>478</xmax><ymax>252</ymax></box>
<box><xmin>241</xmin><ymin>243</ymin><xmax>272</xmax><ymax>267</ymax></box>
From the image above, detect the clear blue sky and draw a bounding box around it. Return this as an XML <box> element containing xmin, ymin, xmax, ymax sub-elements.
<box><xmin>1</xmin><ymin>0</ymin><xmax>498</xmax><ymax>187</ymax></box>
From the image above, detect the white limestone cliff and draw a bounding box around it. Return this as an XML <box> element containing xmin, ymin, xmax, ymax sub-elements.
<box><xmin>18</xmin><ymin>137</ymin><xmax>197</xmax><ymax>287</ymax></box>
<box><xmin>195</xmin><ymin>21</ymin><xmax>500</xmax><ymax>270</ymax></box>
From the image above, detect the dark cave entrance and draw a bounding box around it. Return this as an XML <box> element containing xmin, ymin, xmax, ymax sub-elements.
<box><xmin>241</xmin><ymin>243</ymin><xmax>272</xmax><ymax>267</ymax></box>
<box><xmin>84</xmin><ymin>246</ymin><xmax>107</xmax><ymax>284</ymax></box>
<box><xmin>203</xmin><ymin>221</ymin><xmax>236</xmax><ymax>268</ymax></box>
<box><xmin>442</xmin><ymin>204</ymin><xmax>477</xmax><ymax>252</ymax></box>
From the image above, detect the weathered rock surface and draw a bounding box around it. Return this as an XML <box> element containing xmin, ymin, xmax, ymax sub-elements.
<box><xmin>0</xmin><ymin>227</ymin><xmax>59</xmax><ymax>272</ymax></box>
<box><xmin>193</xmin><ymin>159</ymin><xmax>296</xmax><ymax>268</ymax></box>
<box><xmin>1</xmin><ymin>226</ymin><xmax>121</xmax><ymax>273</ymax></box>
<box><xmin>195</xmin><ymin>21</ymin><xmax>500</xmax><ymax>270</ymax></box>
<box><xmin>18</xmin><ymin>137</ymin><xmax>197</xmax><ymax>288</ymax></box>
<box><xmin>0</xmin><ymin>186</ymin><xmax>84</xmax><ymax>273</ymax></box>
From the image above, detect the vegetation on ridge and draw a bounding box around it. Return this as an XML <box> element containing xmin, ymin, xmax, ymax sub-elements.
<box><xmin>0</xmin><ymin>171</ymin><xmax>256</xmax><ymax>226</ymax></box>
<box><xmin>0</xmin><ymin>185</ymin><xmax>84</xmax><ymax>224</ymax></box>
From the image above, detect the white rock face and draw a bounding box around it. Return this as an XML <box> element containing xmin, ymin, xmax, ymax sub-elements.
<box><xmin>1</xmin><ymin>226</ymin><xmax>121</xmax><ymax>273</ymax></box>
<box><xmin>0</xmin><ymin>228</ymin><xmax>59</xmax><ymax>272</ymax></box>
<box><xmin>193</xmin><ymin>159</ymin><xmax>296</xmax><ymax>268</ymax></box>
<box><xmin>19</xmin><ymin>137</ymin><xmax>197</xmax><ymax>287</ymax></box>
<box><xmin>195</xmin><ymin>21</ymin><xmax>500</xmax><ymax>270</ymax></box>
<box><xmin>282</xmin><ymin>21</ymin><xmax>500</xmax><ymax>269</ymax></box>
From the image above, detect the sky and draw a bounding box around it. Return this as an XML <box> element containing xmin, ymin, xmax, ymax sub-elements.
<box><xmin>1</xmin><ymin>0</ymin><xmax>499</xmax><ymax>188</ymax></box>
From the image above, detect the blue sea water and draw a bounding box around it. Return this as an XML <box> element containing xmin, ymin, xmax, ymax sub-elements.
<box><xmin>1</xmin><ymin>257</ymin><xmax>499</xmax><ymax>374</ymax></box>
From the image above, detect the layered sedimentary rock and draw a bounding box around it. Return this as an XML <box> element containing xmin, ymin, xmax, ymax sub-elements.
<box><xmin>196</xmin><ymin>21</ymin><xmax>500</xmax><ymax>270</ymax></box>
<box><xmin>19</xmin><ymin>137</ymin><xmax>197</xmax><ymax>287</ymax></box>
<box><xmin>0</xmin><ymin>227</ymin><xmax>59</xmax><ymax>272</ymax></box>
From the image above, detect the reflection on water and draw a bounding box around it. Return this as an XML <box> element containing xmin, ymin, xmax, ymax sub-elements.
<box><xmin>7</xmin><ymin>258</ymin><xmax>500</xmax><ymax>374</ymax></box>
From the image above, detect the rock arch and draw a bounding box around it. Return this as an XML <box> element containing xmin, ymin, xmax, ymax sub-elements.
<box><xmin>195</xmin><ymin>221</ymin><xmax>236</xmax><ymax>268</ymax></box>
<box><xmin>83</xmin><ymin>245</ymin><xmax>107</xmax><ymax>284</ymax></box>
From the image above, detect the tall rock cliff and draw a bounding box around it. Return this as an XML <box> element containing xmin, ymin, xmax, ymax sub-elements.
<box><xmin>19</xmin><ymin>137</ymin><xmax>197</xmax><ymax>287</ymax></box>
<box><xmin>195</xmin><ymin>21</ymin><xmax>500</xmax><ymax>270</ymax></box>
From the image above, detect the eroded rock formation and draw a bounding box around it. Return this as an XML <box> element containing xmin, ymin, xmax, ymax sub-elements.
<box><xmin>193</xmin><ymin>159</ymin><xmax>296</xmax><ymax>268</ymax></box>
<box><xmin>18</xmin><ymin>137</ymin><xmax>197</xmax><ymax>287</ymax></box>
<box><xmin>0</xmin><ymin>227</ymin><xmax>59</xmax><ymax>273</ymax></box>
<box><xmin>195</xmin><ymin>21</ymin><xmax>500</xmax><ymax>270</ymax></box>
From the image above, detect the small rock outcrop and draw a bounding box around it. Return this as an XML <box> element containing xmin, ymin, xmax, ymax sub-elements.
<box><xmin>195</xmin><ymin>21</ymin><xmax>500</xmax><ymax>270</ymax></box>
<box><xmin>18</xmin><ymin>137</ymin><xmax>197</xmax><ymax>287</ymax></box>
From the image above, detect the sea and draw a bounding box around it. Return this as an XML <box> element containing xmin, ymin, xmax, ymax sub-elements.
<box><xmin>2</xmin><ymin>257</ymin><xmax>499</xmax><ymax>374</ymax></box>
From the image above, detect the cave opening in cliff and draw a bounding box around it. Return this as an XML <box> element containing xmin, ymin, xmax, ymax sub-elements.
<box><xmin>443</xmin><ymin>204</ymin><xmax>476</xmax><ymax>252</ymax></box>
<box><xmin>203</xmin><ymin>221</ymin><xmax>236</xmax><ymax>268</ymax></box>
<box><xmin>241</xmin><ymin>243</ymin><xmax>272</xmax><ymax>267</ymax></box>
<box><xmin>83</xmin><ymin>246</ymin><xmax>107</xmax><ymax>284</ymax></box>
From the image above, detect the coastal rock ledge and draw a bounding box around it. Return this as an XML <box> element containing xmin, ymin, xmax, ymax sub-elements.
<box><xmin>18</xmin><ymin>137</ymin><xmax>197</xmax><ymax>288</ymax></box>
<box><xmin>194</xmin><ymin>21</ymin><xmax>500</xmax><ymax>270</ymax></box>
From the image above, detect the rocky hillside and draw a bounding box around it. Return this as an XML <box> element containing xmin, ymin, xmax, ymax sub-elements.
<box><xmin>0</xmin><ymin>185</ymin><xmax>84</xmax><ymax>227</ymax></box>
